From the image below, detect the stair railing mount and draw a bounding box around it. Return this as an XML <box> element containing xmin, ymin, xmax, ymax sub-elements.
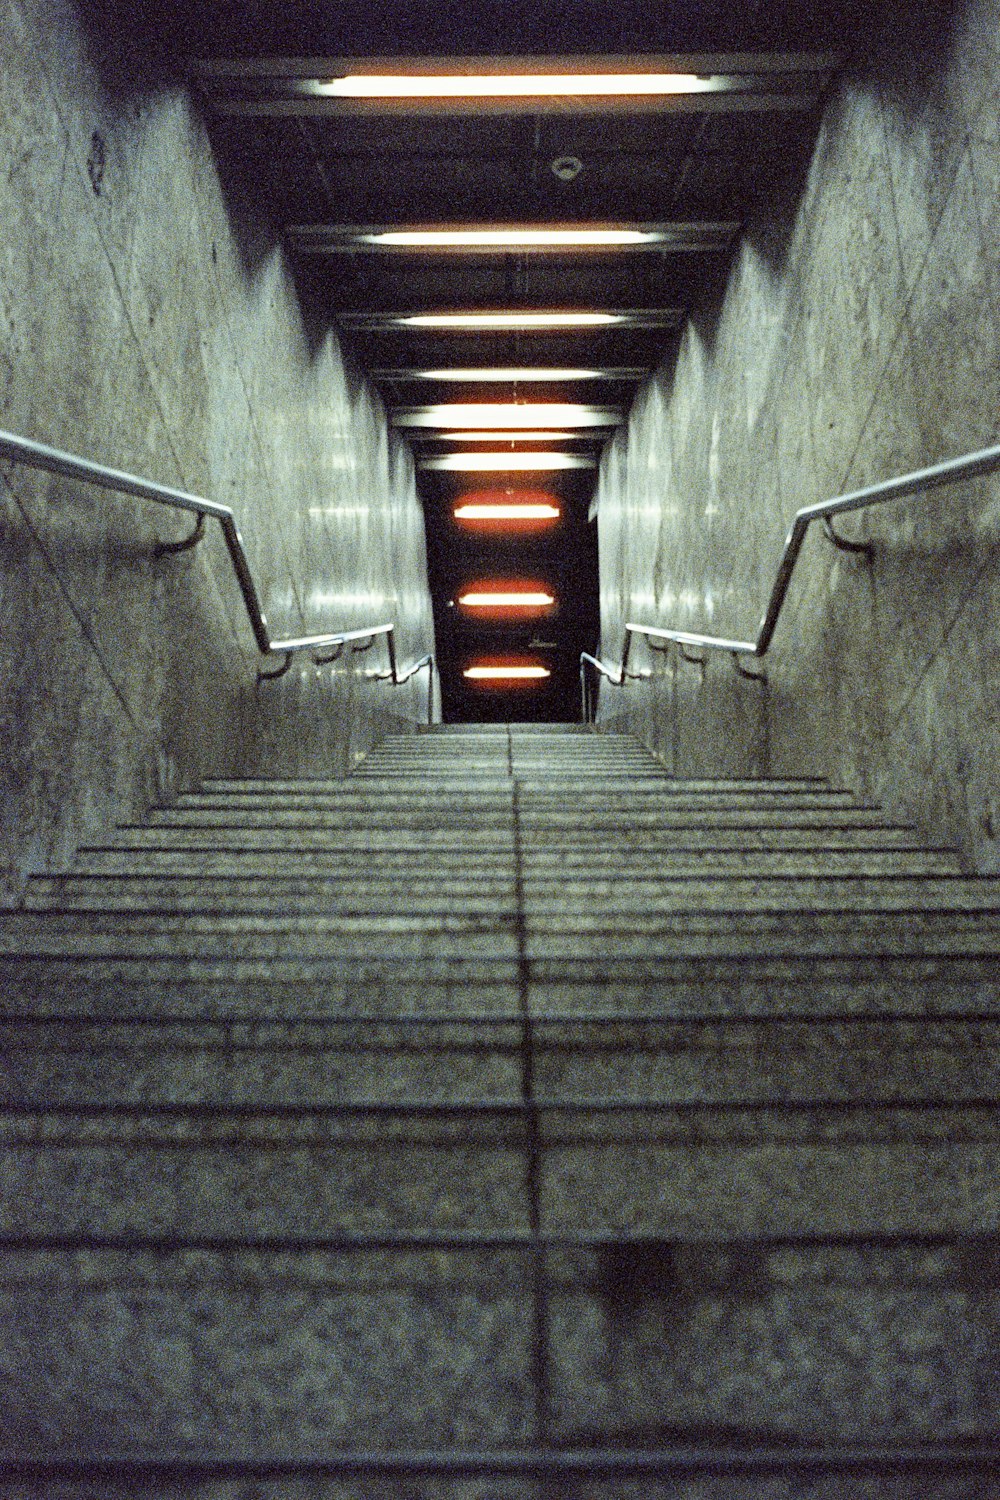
<box><xmin>581</xmin><ymin>440</ymin><xmax>1000</xmax><ymax>721</ymax></box>
<box><xmin>0</xmin><ymin>429</ymin><xmax>435</xmax><ymax>723</ymax></box>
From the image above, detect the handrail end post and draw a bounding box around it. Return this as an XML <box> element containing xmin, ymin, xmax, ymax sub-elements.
<box><xmin>620</xmin><ymin>628</ymin><xmax>632</xmax><ymax>685</ymax></box>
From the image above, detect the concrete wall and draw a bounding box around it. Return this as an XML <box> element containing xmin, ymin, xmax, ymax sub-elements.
<box><xmin>0</xmin><ymin>0</ymin><xmax>436</xmax><ymax>905</ymax></box>
<box><xmin>596</xmin><ymin>0</ymin><xmax>1000</xmax><ymax>871</ymax></box>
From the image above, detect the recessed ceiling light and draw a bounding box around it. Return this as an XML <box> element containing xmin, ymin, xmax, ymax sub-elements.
<box><xmin>464</xmin><ymin>664</ymin><xmax>551</xmax><ymax>680</ymax></box>
<box><xmin>420</xmin><ymin>454</ymin><xmax>596</xmax><ymax>471</ymax></box>
<box><xmin>311</xmin><ymin>72</ymin><xmax>721</xmax><ymax>99</ymax></box>
<box><xmin>457</xmin><ymin>590</ymin><xmax>555</xmax><ymax>608</ymax></box>
<box><xmin>454</xmin><ymin>502</ymin><xmax>561</xmax><ymax>520</ymax></box>
<box><xmin>440</xmin><ymin>431</ymin><xmax>579</xmax><ymax>442</ymax></box>
<box><xmin>294</xmin><ymin>224</ymin><xmax>739</xmax><ymax>255</ymax></box>
<box><xmin>393</xmin><ymin>404</ymin><xmax>620</xmax><ymax>428</ymax></box>
<box><xmin>411</xmin><ymin>368</ymin><xmax>606</xmax><ymax>382</ymax></box>
<box><xmin>361</xmin><ymin>228</ymin><xmax>664</xmax><ymax>248</ymax></box>
<box><xmin>336</xmin><ymin>308</ymin><xmax>685</xmax><ymax>332</ymax></box>
<box><xmin>398</xmin><ymin>311</ymin><xmax>625</xmax><ymax>330</ymax></box>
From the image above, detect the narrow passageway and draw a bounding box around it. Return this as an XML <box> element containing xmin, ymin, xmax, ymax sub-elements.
<box><xmin>2</xmin><ymin>0</ymin><xmax>1000</xmax><ymax>1489</ymax></box>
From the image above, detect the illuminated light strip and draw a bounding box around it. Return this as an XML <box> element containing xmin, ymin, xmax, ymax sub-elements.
<box><xmin>464</xmin><ymin>665</ymin><xmax>550</xmax><ymax>680</ymax></box>
<box><xmin>458</xmin><ymin>591</ymin><xmax>555</xmax><ymax>607</ymax></box>
<box><xmin>311</xmin><ymin>73</ymin><xmax>719</xmax><ymax>98</ymax></box>
<box><xmin>420</xmin><ymin>454</ymin><xmax>596</xmax><ymax>471</ymax></box>
<box><xmin>404</xmin><ymin>368</ymin><xmax>607</xmax><ymax>382</ymax></box>
<box><xmin>361</xmin><ymin>229</ymin><xmax>663</xmax><ymax>247</ymax></box>
<box><xmin>440</xmin><ymin>431</ymin><xmax>578</xmax><ymax>442</ymax></box>
<box><xmin>293</xmin><ymin>225</ymin><xmax>740</xmax><ymax>256</ymax></box>
<box><xmin>454</xmin><ymin>503</ymin><xmax>561</xmax><ymax>520</ymax></box>
<box><xmin>399</xmin><ymin>312</ymin><xmax>625</xmax><ymax>330</ymax></box>
<box><xmin>336</xmin><ymin>309</ymin><xmax>686</xmax><ymax>332</ymax></box>
<box><xmin>393</xmin><ymin>404</ymin><xmax>620</xmax><ymax>428</ymax></box>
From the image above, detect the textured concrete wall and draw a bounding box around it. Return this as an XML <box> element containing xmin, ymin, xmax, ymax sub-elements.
<box><xmin>0</xmin><ymin>0</ymin><xmax>435</xmax><ymax>904</ymax></box>
<box><xmin>595</xmin><ymin>0</ymin><xmax>1000</xmax><ymax>871</ymax></box>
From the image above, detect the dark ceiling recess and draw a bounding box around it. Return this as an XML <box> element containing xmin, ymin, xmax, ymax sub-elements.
<box><xmin>189</xmin><ymin>12</ymin><xmax>844</xmax><ymax>721</ymax></box>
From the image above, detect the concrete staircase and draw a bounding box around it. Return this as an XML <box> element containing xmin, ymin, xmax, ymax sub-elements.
<box><xmin>1</xmin><ymin>723</ymin><xmax>1000</xmax><ymax>1497</ymax></box>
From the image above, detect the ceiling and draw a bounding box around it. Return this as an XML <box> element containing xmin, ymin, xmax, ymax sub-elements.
<box><xmin>114</xmin><ymin>1</ymin><xmax>855</xmax><ymax>720</ymax></box>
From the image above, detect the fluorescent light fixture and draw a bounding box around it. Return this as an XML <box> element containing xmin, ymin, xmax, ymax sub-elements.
<box><xmin>393</xmin><ymin>404</ymin><xmax>620</xmax><ymax>428</ymax></box>
<box><xmin>337</xmin><ymin>307</ymin><xmax>686</xmax><ymax>332</ymax></box>
<box><xmin>360</xmin><ymin>228</ymin><xmax>662</xmax><ymax>248</ymax></box>
<box><xmin>413</xmin><ymin>368</ymin><xmax>604</xmax><ymax>382</ymax></box>
<box><xmin>454</xmin><ymin>503</ymin><xmax>561</xmax><ymax>520</ymax></box>
<box><xmin>313</xmin><ymin>72</ymin><xmax>719</xmax><ymax>98</ymax></box>
<box><xmin>464</xmin><ymin>665</ymin><xmax>550</xmax><ymax>680</ymax></box>
<box><xmin>458</xmin><ymin>590</ymin><xmax>554</xmax><ymax>607</ymax></box>
<box><xmin>295</xmin><ymin>224</ymin><xmax>740</xmax><ymax>255</ymax></box>
<box><xmin>420</xmin><ymin>453</ymin><xmax>595</xmax><ymax>471</ymax></box>
<box><xmin>440</xmin><ymin>431</ymin><xmax>578</xmax><ymax>442</ymax></box>
<box><xmin>399</xmin><ymin>311</ymin><xmax>625</xmax><ymax>330</ymax></box>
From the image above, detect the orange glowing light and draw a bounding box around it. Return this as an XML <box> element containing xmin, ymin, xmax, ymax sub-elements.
<box><xmin>454</xmin><ymin>502</ymin><xmax>561</xmax><ymax>521</ymax></box>
<box><xmin>464</xmin><ymin>662</ymin><xmax>551</xmax><ymax>681</ymax></box>
<box><xmin>453</xmin><ymin>490</ymin><xmax>562</xmax><ymax>526</ymax></box>
<box><xmin>456</xmin><ymin>580</ymin><xmax>556</xmax><ymax>617</ymax></box>
<box><xmin>459</xmin><ymin>589</ymin><xmax>554</xmax><ymax>608</ymax></box>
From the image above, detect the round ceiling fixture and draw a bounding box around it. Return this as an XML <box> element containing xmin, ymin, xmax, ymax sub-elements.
<box><xmin>550</xmin><ymin>155</ymin><xmax>584</xmax><ymax>182</ymax></box>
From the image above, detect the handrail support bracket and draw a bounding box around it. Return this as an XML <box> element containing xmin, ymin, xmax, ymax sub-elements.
<box><xmin>154</xmin><ymin>512</ymin><xmax>206</xmax><ymax>557</ymax></box>
<box><xmin>733</xmin><ymin>651</ymin><xmax>766</xmax><ymax>681</ymax></box>
<box><xmin>257</xmin><ymin>651</ymin><xmax>294</xmax><ymax>683</ymax></box>
<box><xmin>313</xmin><ymin>641</ymin><xmax>346</xmax><ymax>666</ymax></box>
<box><xmin>823</xmin><ymin>516</ymin><xmax>874</xmax><ymax>557</ymax></box>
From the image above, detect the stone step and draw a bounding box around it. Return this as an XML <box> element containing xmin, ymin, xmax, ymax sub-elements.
<box><xmin>21</xmin><ymin>873</ymin><xmax>1000</xmax><ymax>914</ymax></box>
<box><xmin>174</xmin><ymin>788</ymin><xmax>861</xmax><ymax>812</ymax></box>
<box><xmin>44</xmin><ymin>846</ymin><xmax>963</xmax><ymax>878</ymax></box>
<box><xmin>0</xmin><ymin>1240</ymin><xmax>996</xmax><ymax>1479</ymax></box>
<box><xmin>421</xmin><ymin>721</ymin><xmax>585</xmax><ymax>731</ymax></box>
<box><xmin>2</xmin><ymin>1105</ymin><xmax>998</xmax><ymax>1240</ymax></box>
<box><xmin>2</xmin><ymin>954</ymin><xmax>997</xmax><ymax>1019</ymax></box>
<box><xmin>5</xmin><ymin>721</ymin><xmax>989</xmax><ymax>1487</ymax></box>
<box><xmin>1</xmin><ymin>909</ymin><xmax>999</xmax><ymax>962</ymax></box>
<box><xmin>75</xmin><ymin>824</ymin><xmax>950</xmax><ymax>853</ymax></box>
<box><xmin>192</xmin><ymin>776</ymin><xmax>845</xmax><ymax>794</ymax></box>
<box><xmin>3</xmin><ymin>1017</ymin><xmax>996</xmax><ymax>1107</ymax></box>
<box><xmin>92</xmin><ymin>827</ymin><xmax>523</xmax><ymax>851</ymax></box>
<box><xmin>137</xmin><ymin>806</ymin><xmax>902</xmax><ymax>832</ymax></box>
<box><xmin>358</xmin><ymin>757</ymin><xmax>666</xmax><ymax>771</ymax></box>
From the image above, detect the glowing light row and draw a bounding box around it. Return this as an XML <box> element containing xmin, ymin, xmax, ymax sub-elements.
<box><xmin>362</xmin><ymin>228</ymin><xmax>662</xmax><ymax>248</ymax></box>
<box><xmin>458</xmin><ymin>591</ymin><xmax>554</xmax><ymax>608</ymax></box>
<box><xmin>441</xmin><ymin>431</ymin><xmax>577</xmax><ymax>442</ymax></box>
<box><xmin>311</xmin><ymin>72</ymin><xmax>720</xmax><ymax>99</ymax></box>
<box><xmin>406</xmin><ymin>368</ymin><xmax>609</xmax><ymax>382</ymax></box>
<box><xmin>399</xmin><ymin>311</ymin><xmax>624</xmax><ymax>330</ymax></box>
<box><xmin>464</xmin><ymin>665</ymin><xmax>550</xmax><ymax>680</ymax></box>
<box><xmin>454</xmin><ymin>503</ymin><xmax>560</xmax><ymax>520</ymax></box>
<box><xmin>420</xmin><ymin>454</ymin><xmax>595</xmax><ymax>471</ymax></box>
<box><xmin>337</xmin><ymin>309</ymin><xmax>685</xmax><ymax>333</ymax></box>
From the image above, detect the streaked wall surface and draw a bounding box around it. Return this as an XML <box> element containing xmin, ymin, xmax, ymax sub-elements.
<box><xmin>0</xmin><ymin>0</ymin><xmax>435</xmax><ymax>903</ymax></box>
<box><xmin>596</xmin><ymin>0</ymin><xmax>1000</xmax><ymax>869</ymax></box>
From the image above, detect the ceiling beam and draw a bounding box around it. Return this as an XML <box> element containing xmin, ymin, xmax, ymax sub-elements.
<box><xmin>369</xmin><ymin>367</ymin><xmax>648</xmax><ymax>381</ymax></box>
<box><xmin>289</xmin><ymin>223</ymin><xmax>740</xmax><ymax>253</ymax></box>
<box><xmin>336</xmin><ymin>309</ymin><xmax>685</xmax><ymax>331</ymax></box>
<box><xmin>392</xmin><ymin>405</ymin><xmax>623</xmax><ymax>429</ymax></box>
<box><xmin>193</xmin><ymin>52</ymin><xmax>841</xmax><ymax>117</ymax></box>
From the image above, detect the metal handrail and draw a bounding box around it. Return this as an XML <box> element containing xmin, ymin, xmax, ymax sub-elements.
<box><xmin>582</xmin><ymin>440</ymin><xmax>1000</xmax><ymax>719</ymax></box>
<box><xmin>0</xmin><ymin>429</ymin><xmax>435</xmax><ymax>718</ymax></box>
